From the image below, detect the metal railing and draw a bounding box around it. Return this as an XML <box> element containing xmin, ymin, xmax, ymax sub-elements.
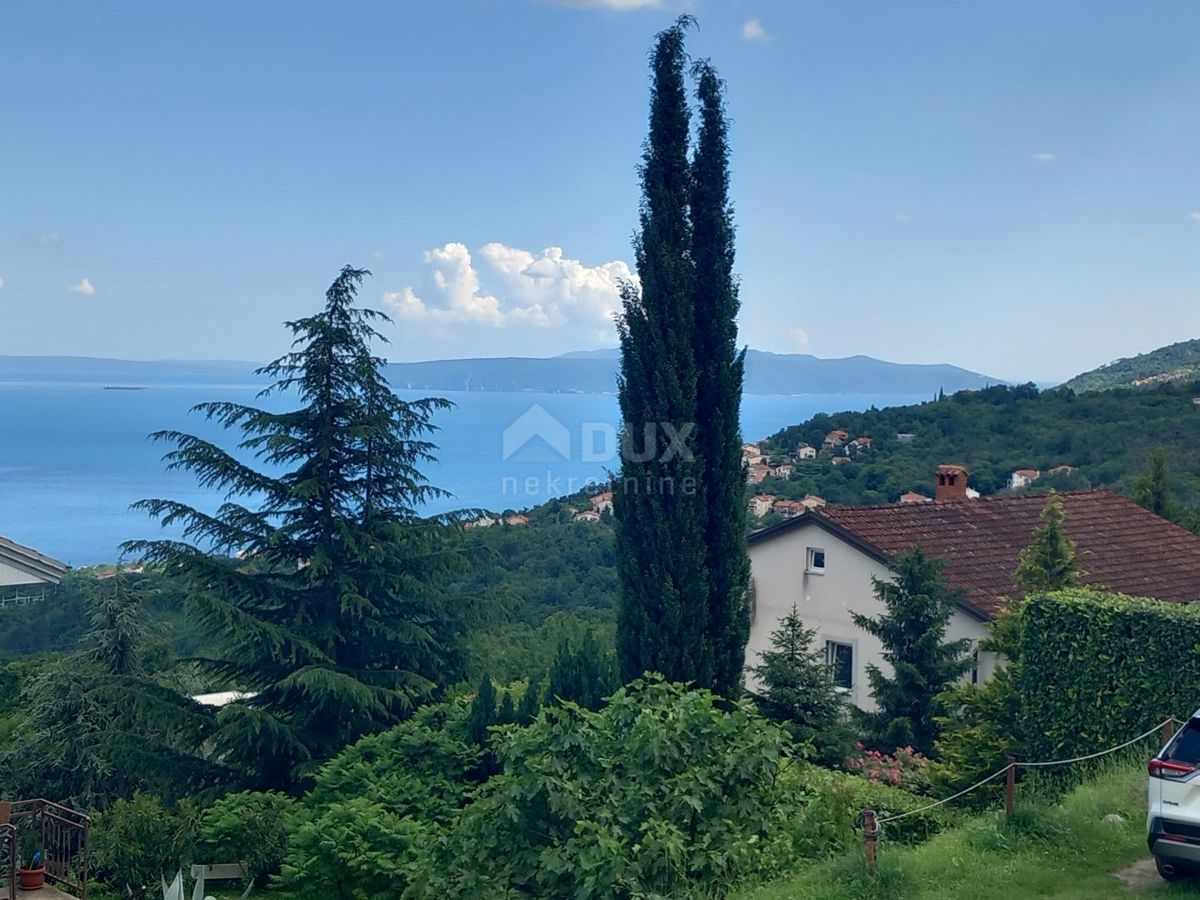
<box><xmin>0</xmin><ymin>823</ymin><xmax>16</xmax><ymax>900</ymax></box>
<box><xmin>7</xmin><ymin>799</ymin><xmax>90</xmax><ymax>898</ymax></box>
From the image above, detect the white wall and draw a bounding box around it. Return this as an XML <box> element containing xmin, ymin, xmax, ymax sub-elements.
<box><xmin>745</xmin><ymin>521</ymin><xmax>995</xmax><ymax>712</ymax></box>
<box><xmin>0</xmin><ymin>559</ymin><xmax>52</xmax><ymax>587</ymax></box>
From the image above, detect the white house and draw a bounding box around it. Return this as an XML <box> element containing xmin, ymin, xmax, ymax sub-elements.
<box><xmin>796</xmin><ymin>445</ymin><xmax>817</xmax><ymax>460</ymax></box>
<box><xmin>744</xmin><ymin>471</ymin><xmax>1200</xmax><ymax>711</ymax></box>
<box><xmin>747</xmin><ymin>494</ymin><xmax>776</xmax><ymax>519</ymax></box>
<box><xmin>1009</xmin><ymin>469</ymin><xmax>1040</xmax><ymax>490</ymax></box>
<box><xmin>0</xmin><ymin>536</ymin><xmax>69</xmax><ymax>606</ymax></box>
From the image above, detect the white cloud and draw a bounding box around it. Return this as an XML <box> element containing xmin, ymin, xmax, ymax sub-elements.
<box><xmin>1031</xmin><ymin>152</ymin><xmax>1057</xmax><ymax>163</ymax></box>
<box><xmin>742</xmin><ymin>18</ymin><xmax>769</xmax><ymax>41</ymax></box>
<box><xmin>0</xmin><ymin>276</ymin><xmax>5</xmax><ymax>289</ymax></box>
<box><xmin>26</xmin><ymin>230</ymin><xmax>61</xmax><ymax>247</ymax></box>
<box><xmin>1189</xmin><ymin>212</ymin><xmax>1200</xmax><ymax>223</ymax></box>
<box><xmin>787</xmin><ymin>327</ymin><xmax>809</xmax><ymax>350</ymax></box>
<box><xmin>383</xmin><ymin>242</ymin><xmax>633</xmax><ymax>342</ymax></box>
<box><xmin>69</xmin><ymin>278</ymin><xmax>95</xmax><ymax>295</ymax></box>
<box><xmin>370</xmin><ymin>249</ymin><xmax>386</xmax><ymax>260</ymax></box>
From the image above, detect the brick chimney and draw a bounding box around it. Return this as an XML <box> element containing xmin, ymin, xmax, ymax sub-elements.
<box><xmin>935</xmin><ymin>464</ymin><xmax>969</xmax><ymax>502</ymax></box>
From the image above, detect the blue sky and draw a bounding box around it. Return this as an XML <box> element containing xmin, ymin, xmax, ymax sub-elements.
<box><xmin>2</xmin><ymin>1</ymin><xmax>1199</xmax><ymax>382</ymax></box>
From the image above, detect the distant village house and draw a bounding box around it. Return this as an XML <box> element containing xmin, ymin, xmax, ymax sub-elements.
<box><xmin>1010</xmin><ymin>468</ymin><xmax>1041</xmax><ymax>490</ymax></box>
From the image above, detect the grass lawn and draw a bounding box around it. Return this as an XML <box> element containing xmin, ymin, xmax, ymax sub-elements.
<box><xmin>734</xmin><ymin>761</ymin><xmax>1200</xmax><ymax>900</ymax></box>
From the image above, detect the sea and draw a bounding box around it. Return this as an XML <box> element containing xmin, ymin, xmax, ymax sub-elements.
<box><xmin>0</xmin><ymin>372</ymin><xmax>926</xmax><ymax>565</ymax></box>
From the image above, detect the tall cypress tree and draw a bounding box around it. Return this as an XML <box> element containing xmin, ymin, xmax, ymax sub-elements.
<box><xmin>615</xmin><ymin>17</ymin><xmax>709</xmax><ymax>685</ymax></box>
<box><xmin>690</xmin><ymin>59</ymin><xmax>750</xmax><ymax>696</ymax></box>
<box><xmin>124</xmin><ymin>266</ymin><xmax>470</xmax><ymax>789</ymax></box>
<box><xmin>615</xmin><ymin>19</ymin><xmax>749</xmax><ymax>696</ymax></box>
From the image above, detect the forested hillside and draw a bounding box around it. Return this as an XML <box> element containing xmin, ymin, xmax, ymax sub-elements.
<box><xmin>758</xmin><ymin>381</ymin><xmax>1200</xmax><ymax>510</ymax></box>
<box><xmin>1063</xmin><ymin>338</ymin><xmax>1200</xmax><ymax>392</ymax></box>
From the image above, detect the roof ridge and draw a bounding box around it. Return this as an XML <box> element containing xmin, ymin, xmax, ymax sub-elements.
<box><xmin>819</xmin><ymin>487</ymin><xmax>1118</xmax><ymax>514</ymax></box>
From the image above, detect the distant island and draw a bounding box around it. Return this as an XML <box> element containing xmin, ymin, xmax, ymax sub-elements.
<box><xmin>0</xmin><ymin>350</ymin><xmax>1003</xmax><ymax>396</ymax></box>
<box><xmin>386</xmin><ymin>349</ymin><xmax>1000</xmax><ymax>395</ymax></box>
<box><xmin>1063</xmin><ymin>338</ymin><xmax>1200</xmax><ymax>393</ymax></box>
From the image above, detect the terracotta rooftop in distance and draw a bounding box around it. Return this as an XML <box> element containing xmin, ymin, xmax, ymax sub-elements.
<box><xmin>749</xmin><ymin>490</ymin><xmax>1200</xmax><ymax>619</ymax></box>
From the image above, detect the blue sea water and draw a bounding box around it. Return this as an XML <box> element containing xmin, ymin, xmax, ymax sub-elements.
<box><xmin>0</xmin><ymin>374</ymin><xmax>925</xmax><ymax>565</ymax></box>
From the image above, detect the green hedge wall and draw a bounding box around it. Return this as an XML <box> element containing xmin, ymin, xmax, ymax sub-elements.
<box><xmin>1021</xmin><ymin>588</ymin><xmax>1200</xmax><ymax>761</ymax></box>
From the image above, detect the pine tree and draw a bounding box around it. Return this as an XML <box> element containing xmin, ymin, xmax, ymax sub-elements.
<box><xmin>124</xmin><ymin>266</ymin><xmax>470</xmax><ymax>789</ymax></box>
<box><xmin>1013</xmin><ymin>492</ymin><xmax>1079</xmax><ymax>594</ymax></box>
<box><xmin>517</xmin><ymin>673</ymin><xmax>542</xmax><ymax>725</ymax></box>
<box><xmin>690</xmin><ymin>59</ymin><xmax>751</xmax><ymax>696</ymax></box>
<box><xmin>1134</xmin><ymin>447</ymin><xmax>1172</xmax><ymax>517</ymax></box>
<box><xmin>496</xmin><ymin>691</ymin><xmax>516</xmax><ymax>727</ymax></box>
<box><xmin>852</xmin><ymin>549</ymin><xmax>973</xmax><ymax>754</ymax></box>
<box><xmin>466</xmin><ymin>674</ymin><xmax>497</xmax><ymax>747</ymax></box>
<box><xmin>615</xmin><ymin>16</ymin><xmax>709</xmax><ymax>687</ymax></box>
<box><xmin>1</xmin><ymin>573</ymin><xmax>222</xmax><ymax>807</ymax></box>
<box><xmin>750</xmin><ymin>605</ymin><xmax>850</xmax><ymax>766</ymax></box>
<box><xmin>548</xmin><ymin>630</ymin><xmax>618</xmax><ymax>711</ymax></box>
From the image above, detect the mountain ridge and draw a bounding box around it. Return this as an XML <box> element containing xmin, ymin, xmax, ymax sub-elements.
<box><xmin>0</xmin><ymin>351</ymin><xmax>1003</xmax><ymax>395</ymax></box>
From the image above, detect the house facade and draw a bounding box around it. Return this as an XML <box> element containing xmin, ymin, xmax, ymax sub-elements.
<box><xmin>743</xmin><ymin>477</ymin><xmax>1200</xmax><ymax>711</ymax></box>
<box><xmin>0</xmin><ymin>536</ymin><xmax>69</xmax><ymax>606</ymax></box>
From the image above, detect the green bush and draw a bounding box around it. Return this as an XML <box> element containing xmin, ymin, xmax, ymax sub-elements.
<box><xmin>275</xmin><ymin>703</ymin><xmax>479</xmax><ymax>898</ymax></box>
<box><xmin>198</xmin><ymin>791</ymin><xmax>296</xmax><ymax>885</ymax></box>
<box><xmin>779</xmin><ymin>763</ymin><xmax>952</xmax><ymax>858</ymax></box>
<box><xmin>1021</xmin><ymin>589</ymin><xmax>1200</xmax><ymax>760</ymax></box>
<box><xmin>411</xmin><ymin>677</ymin><xmax>792</xmax><ymax>899</ymax></box>
<box><xmin>90</xmin><ymin>793</ymin><xmax>196</xmax><ymax>899</ymax></box>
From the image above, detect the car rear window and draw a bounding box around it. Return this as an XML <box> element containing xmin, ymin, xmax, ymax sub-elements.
<box><xmin>1168</xmin><ymin>719</ymin><xmax>1200</xmax><ymax>765</ymax></box>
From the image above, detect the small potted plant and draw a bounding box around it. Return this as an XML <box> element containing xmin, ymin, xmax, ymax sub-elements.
<box><xmin>17</xmin><ymin>825</ymin><xmax>45</xmax><ymax>891</ymax></box>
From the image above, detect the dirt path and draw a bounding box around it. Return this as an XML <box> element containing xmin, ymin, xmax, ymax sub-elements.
<box><xmin>1113</xmin><ymin>858</ymin><xmax>1164</xmax><ymax>893</ymax></box>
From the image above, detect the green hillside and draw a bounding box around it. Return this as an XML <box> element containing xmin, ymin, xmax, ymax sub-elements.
<box><xmin>756</xmin><ymin>381</ymin><xmax>1200</xmax><ymax>520</ymax></box>
<box><xmin>1064</xmin><ymin>339</ymin><xmax>1200</xmax><ymax>393</ymax></box>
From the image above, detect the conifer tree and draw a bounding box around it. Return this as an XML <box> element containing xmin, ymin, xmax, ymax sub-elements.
<box><xmin>853</xmin><ymin>549</ymin><xmax>973</xmax><ymax>754</ymax></box>
<box><xmin>691</xmin><ymin>59</ymin><xmax>750</xmax><ymax>696</ymax></box>
<box><xmin>547</xmin><ymin>630</ymin><xmax>618</xmax><ymax>711</ymax></box>
<box><xmin>615</xmin><ymin>17</ymin><xmax>709</xmax><ymax>687</ymax></box>
<box><xmin>517</xmin><ymin>673</ymin><xmax>542</xmax><ymax>725</ymax></box>
<box><xmin>616</xmin><ymin>18</ymin><xmax>750</xmax><ymax>695</ymax></box>
<box><xmin>1</xmin><ymin>573</ymin><xmax>222</xmax><ymax>806</ymax></box>
<box><xmin>1013</xmin><ymin>492</ymin><xmax>1079</xmax><ymax>594</ymax></box>
<box><xmin>750</xmin><ymin>605</ymin><xmax>851</xmax><ymax>766</ymax></box>
<box><xmin>466</xmin><ymin>674</ymin><xmax>497</xmax><ymax>747</ymax></box>
<box><xmin>496</xmin><ymin>690</ymin><xmax>516</xmax><ymax>727</ymax></box>
<box><xmin>1134</xmin><ymin>447</ymin><xmax>1172</xmax><ymax>517</ymax></box>
<box><xmin>125</xmin><ymin>266</ymin><xmax>470</xmax><ymax>789</ymax></box>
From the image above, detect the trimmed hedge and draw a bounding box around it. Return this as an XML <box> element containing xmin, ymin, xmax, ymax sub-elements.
<box><xmin>1021</xmin><ymin>588</ymin><xmax>1200</xmax><ymax>760</ymax></box>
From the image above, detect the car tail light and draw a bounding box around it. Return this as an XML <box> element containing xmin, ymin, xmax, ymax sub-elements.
<box><xmin>1150</xmin><ymin>758</ymin><xmax>1197</xmax><ymax>777</ymax></box>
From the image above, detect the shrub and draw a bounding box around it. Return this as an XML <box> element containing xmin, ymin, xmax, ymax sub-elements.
<box><xmin>90</xmin><ymin>793</ymin><xmax>196</xmax><ymax>899</ymax></box>
<box><xmin>1021</xmin><ymin>589</ymin><xmax>1200</xmax><ymax>760</ymax></box>
<box><xmin>411</xmin><ymin>677</ymin><xmax>792</xmax><ymax>899</ymax></box>
<box><xmin>198</xmin><ymin>791</ymin><xmax>297</xmax><ymax>885</ymax></box>
<box><xmin>779</xmin><ymin>763</ymin><xmax>952</xmax><ymax>857</ymax></box>
<box><xmin>844</xmin><ymin>744</ymin><xmax>932</xmax><ymax>794</ymax></box>
<box><xmin>277</xmin><ymin>797</ymin><xmax>433</xmax><ymax>900</ymax></box>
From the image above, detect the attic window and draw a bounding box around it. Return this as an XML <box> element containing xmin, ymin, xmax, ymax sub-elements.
<box><xmin>806</xmin><ymin>547</ymin><xmax>826</xmax><ymax>574</ymax></box>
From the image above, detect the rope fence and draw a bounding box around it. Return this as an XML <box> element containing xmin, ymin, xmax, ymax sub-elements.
<box><xmin>861</xmin><ymin>715</ymin><xmax>1180</xmax><ymax>870</ymax></box>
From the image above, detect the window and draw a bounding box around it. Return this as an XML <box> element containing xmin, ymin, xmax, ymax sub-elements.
<box><xmin>825</xmin><ymin>640</ymin><xmax>853</xmax><ymax>690</ymax></box>
<box><xmin>806</xmin><ymin>547</ymin><xmax>826</xmax><ymax>574</ymax></box>
<box><xmin>1167</xmin><ymin>719</ymin><xmax>1200</xmax><ymax>766</ymax></box>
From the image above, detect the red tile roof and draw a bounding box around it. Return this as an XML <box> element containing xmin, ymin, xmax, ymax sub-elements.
<box><xmin>751</xmin><ymin>490</ymin><xmax>1200</xmax><ymax>619</ymax></box>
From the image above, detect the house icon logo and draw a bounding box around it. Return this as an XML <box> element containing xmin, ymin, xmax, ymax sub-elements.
<box><xmin>502</xmin><ymin>404</ymin><xmax>572</xmax><ymax>462</ymax></box>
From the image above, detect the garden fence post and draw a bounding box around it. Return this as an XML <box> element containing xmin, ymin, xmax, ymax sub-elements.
<box><xmin>861</xmin><ymin>807</ymin><xmax>879</xmax><ymax>873</ymax></box>
<box><xmin>1005</xmin><ymin>755</ymin><xmax>1016</xmax><ymax>818</ymax></box>
<box><xmin>1164</xmin><ymin>717</ymin><xmax>1175</xmax><ymax>745</ymax></box>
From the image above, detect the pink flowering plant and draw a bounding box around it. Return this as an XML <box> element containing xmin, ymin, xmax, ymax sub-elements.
<box><xmin>844</xmin><ymin>743</ymin><xmax>933</xmax><ymax>795</ymax></box>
